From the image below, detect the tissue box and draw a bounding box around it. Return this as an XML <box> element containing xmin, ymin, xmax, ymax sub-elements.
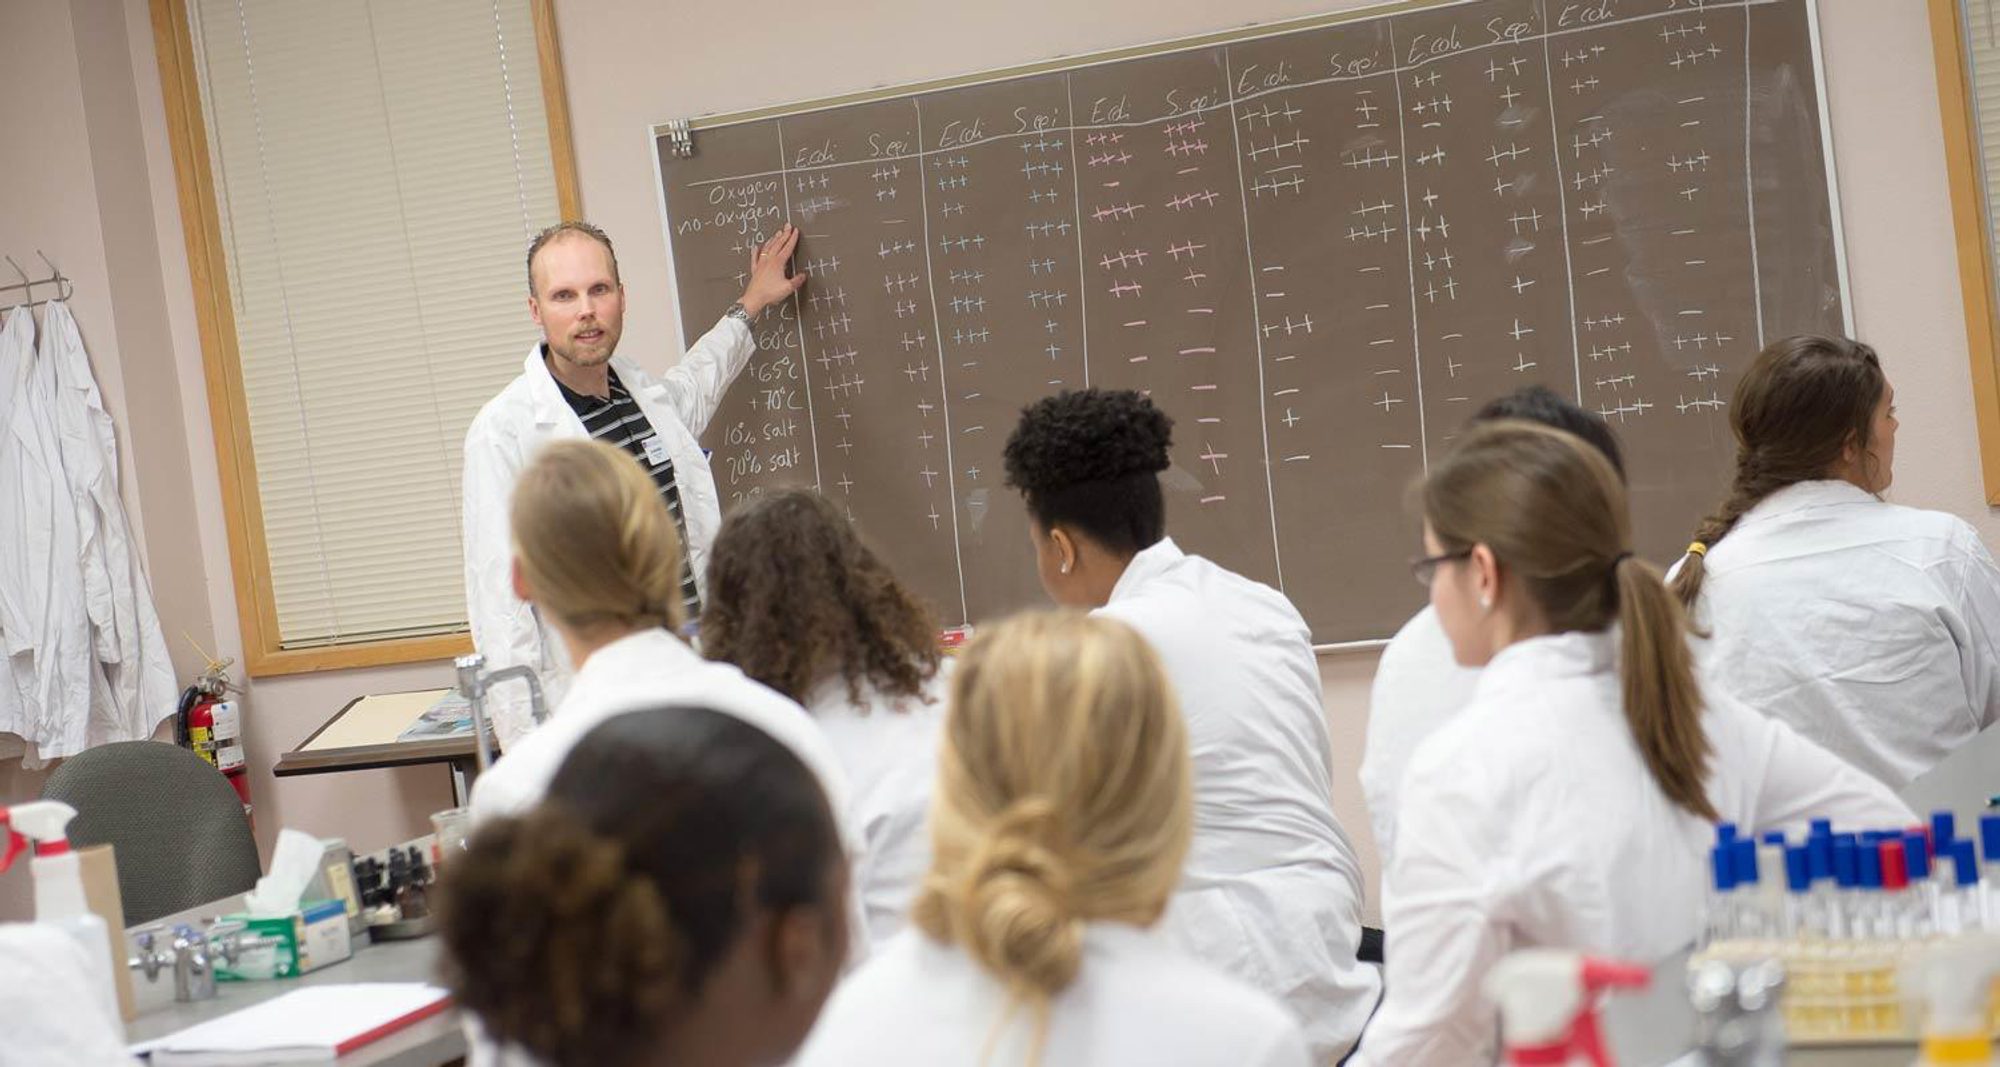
<box><xmin>217</xmin><ymin>899</ymin><xmax>354</xmax><ymax>980</ymax></box>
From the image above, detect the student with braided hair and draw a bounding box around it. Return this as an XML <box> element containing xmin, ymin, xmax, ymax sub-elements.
<box><xmin>1351</xmin><ymin>420</ymin><xmax>1908</xmax><ymax>1067</ymax></box>
<box><xmin>441</xmin><ymin>704</ymin><xmax>850</xmax><ymax>1067</ymax></box>
<box><xmin>1671</xmin><ymin>335</ymin><xmax>2000</xmax><ymax>787</ymax></box>
<box><xmin>797</xmin><ymin>612</ymin><xmax>1310</xmax><ymax>1067</ymax></box>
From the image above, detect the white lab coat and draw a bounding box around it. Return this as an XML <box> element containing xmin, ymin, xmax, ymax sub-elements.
<box><xmin>467</xmin><ymin>626</ymin><xmax>851</xmax><ymax>828</ymax></box>
<box><xmin>1691</xmin><ymin>479</ymin><xmax>2000</xmax><ymax>788</ymax></box>
<box><xmin>796</xmin><ymin>924</ymin><xmax>1312</xmax><ymax>1067</ymax></box>
<box><xmin>465</xmin><ymin>626</ymin><xmax>863</xmax><ymax>1067</ymax></box>
<box><xmin>459</xmin><ymin>318</ymin><xmax>753</xmax><ymax>750</ymax></box>
<box><xmin>1095</xmin><ymin>538</ymin><xmax>1378</xmax><ymax>1063</ymax></box>
<box><xmin>1351</xmin><ymin>630</ymin><xmax>1913</xmax><ymax>1067</ymax></box>
<box><xmin>1360</xmin><ymin>605</ymin><xmax>1478</xmax><ymax>867</ymax></box>
<box><xmin>802</xmin><ymin>660</ymin><xmax>949</xmax><ymax>949</ymax></box>
<box><xmin>42</xmin><ymin>302</ymin><xmax>177</xmax><ymax>748</ymax></box>
<box><xmin>0</xmin><ymin>308</ymin><xmax>93</xmax><ymax>759</ymax></box>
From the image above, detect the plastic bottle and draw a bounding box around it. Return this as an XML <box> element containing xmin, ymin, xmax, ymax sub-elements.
<box><xmin>1704</xmin><ymin>842</ymin><xmax>1737</xmax><ymax>947</ymax></box>
<box><xmin>1756</xmin><ymin>835</ymin><xmax>1789</xmax><ymax>939</ymax></box>
<box><xmin>1784</xmin><ymin>844</ymin><xmax>1824</xmax><ymax>940</ymax></box>
<box><xmin>1903</xmin><ymin>934</ymin><xmax>2000</xmax><ymax>1067</ymax></box>
<box><xmin>1882</xmin><ymin>840</ymin><xmax>1925</xmax><ymax>941</ymax></box>
<box><xmin>1982</xmin><ymin>814</ymin><xmax>2000</xmax><ymax>930</ymax></box>
<box><xmin>1858</xmin><ymin>842</ymin><xmax>1889</xmax><ymax>941</ymax></box>
<box><xmin>1901</xmin><ymin>832</ymin><xmax>1938</xmax><ymax>939</ymax></box>
<box><xmin>1938</xmin><ymin>840</ymin><xmax>1983</xmax><ymax>936</ymax></box>
<box><xmin>0</xmin><ymin>801</ymin><xmax>120</xmax><ymax>1027</ymax></box>
<box><xmin>1484</xmin><ymin>949</ymin><xmax>1651</xmax><ymax>1066</ymax></box>
<box><xmin>1733</xmin><ymin>839</ymin><xmax>1773</xmax><ymax>940</ymax></box>
<box><xmin>1832</xmin><ymin>834</ymin><xmax>1860</xmax><ymax>941</ymax></box>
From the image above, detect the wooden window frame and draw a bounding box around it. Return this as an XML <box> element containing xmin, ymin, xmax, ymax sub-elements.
<box><xmin>1931</xmin><ymin>0</ymin><xmax>2000</xmax><ymax>506</ymax></box>
<box><xmin>150</xmin><ymin>0</ymin><xmax>584</xmax><ymax>676</ymax></box>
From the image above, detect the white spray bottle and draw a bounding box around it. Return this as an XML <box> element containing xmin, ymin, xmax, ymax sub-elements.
<box><xmin>1484</xmin><ymin>949</ymin><xmax>1652</xmax><ymax>1067</ymax></box>
<box><xmin>1</xmin><ymin>801</ymin><xmax>121</xmax><ymax>1026</ymax></box>
<box><xmin>1903</xmin><ymin>934</ymin><xmax>2000</xmax><ymax>1067</ymax></box>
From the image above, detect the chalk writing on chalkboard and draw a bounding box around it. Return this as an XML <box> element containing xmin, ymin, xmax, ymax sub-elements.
<box><xmin>655</xmin><ymin>0</ymin><xmax>1847</xmax><ymax>645</ymax></box>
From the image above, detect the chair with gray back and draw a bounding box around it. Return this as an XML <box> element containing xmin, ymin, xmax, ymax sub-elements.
<box><xmin>42</xmin><ymin>741</ymin><xmax>261</xmax><ymax>925</ymax></box>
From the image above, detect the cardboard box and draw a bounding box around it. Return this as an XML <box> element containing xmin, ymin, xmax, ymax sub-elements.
<box><xmin>216</xmin><ymin>899</ymin><xmax>353</xmax><ymax>980</ymax></box>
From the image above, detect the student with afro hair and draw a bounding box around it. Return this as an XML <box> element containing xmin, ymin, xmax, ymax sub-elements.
<box><xmin>1002</xmin><ymin>389</ymin><xmax>1379</xmax><ymax>1063</ymax></box>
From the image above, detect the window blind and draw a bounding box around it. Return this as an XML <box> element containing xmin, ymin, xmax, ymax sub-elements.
<box><xmin>1969</xmin><ymin>2</ymin><xmax>2000</xmax><ymax>262</ymax></box>
<box><xmin>188</xmin><ymin>0</ymin><xmax>560</xmax><ymax>647</ymax></box>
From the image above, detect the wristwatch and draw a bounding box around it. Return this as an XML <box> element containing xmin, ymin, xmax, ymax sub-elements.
<box><xmin>723</xmin><ymin>301</ymin><xmax>752</xmax><ymax>324</ymax></box>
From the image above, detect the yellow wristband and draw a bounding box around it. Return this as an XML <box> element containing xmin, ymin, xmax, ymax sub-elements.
<box><xmin>1686</xmin><ymin>542</ymin><xmax>1708</xmax><ymax>558</ymax></box>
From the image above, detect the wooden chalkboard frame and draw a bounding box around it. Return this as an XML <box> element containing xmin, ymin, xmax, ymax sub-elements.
<box><xmin>647</xmin><ymin>0</ymin><xmax>1854</xmax><ymax>651</ymax></box>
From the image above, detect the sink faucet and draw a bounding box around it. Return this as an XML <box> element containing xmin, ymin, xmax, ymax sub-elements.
<box><xmin>454</xmin><ymin>653</ymin><xmax>547</xmax><ymax>771</ymax></box>
<box><xmin>129</xmin><ymin>920</ymin><xmax>249</xmax><ymax>1002</ymax></box>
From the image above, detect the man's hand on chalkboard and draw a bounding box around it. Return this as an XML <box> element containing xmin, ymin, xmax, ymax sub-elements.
<box><xmin>739</xmin><ymin>224</ymin><xmax>807</xmax><ymax>319</ymax></box>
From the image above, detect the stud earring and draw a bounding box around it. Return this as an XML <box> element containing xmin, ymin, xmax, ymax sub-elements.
<box><xmin>1060</xmin><ymin>560</ymin><xmax>1072</xmax><ymax>575</ymax></box>
<box><xmin>1479</xmin><ymin>594</ymin><xmax>1492</xmax><ymax>611</ymax></box>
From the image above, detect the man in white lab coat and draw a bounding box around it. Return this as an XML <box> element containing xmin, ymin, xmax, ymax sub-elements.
<box><xmin>1001</xmin><ymin>388</ymin><xmax>1379</xmax><ymax>1064</ymax></box>
<box><xmin>461</xmin><ymin>221</ymin><xmax>805</xmax><ymax>749</ymax></box>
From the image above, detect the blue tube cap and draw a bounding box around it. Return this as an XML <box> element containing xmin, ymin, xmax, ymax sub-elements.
<box><xmin>1762</xmin><ymin>830</ymin><xmax>1787</xmax><ymax>847</ymax></box>
<box><xmin>1983</xmin><ymin>813</ymin><xmax>2000</xmax><ymax>864</ymax></box>
<box><xmin>1809</xmin><ymin>818</ymin><xmax>1833</xmax><ymax>838</ymax></box>
<box><xmin>1953</xmin><ymin>840</ymin><xmax>1980</xmax><ymax>888</ymax></box>
<box><xmin>1732</xmin><ymin>839</ymin><xmax>1760</xmax><ymax>886</ymax></box>
<box><xmin>1833</xmin><ymin>837</ymin><xmax>1859</xmax><ymax>888</ymax></box>
<box><xmin>1784</xmin><ymin>845</ymin><xmax>1811</xmax><ymax>893</ymax></box>
<box><xmin>1717</xmin><ymin>822</ymin><xmax>1740</xmax><ymax>845</ymax></box>
<box><xmin>1710</xmin><ymin>844</ymin><xmax>1736</xmax><ymax>892</ymax></box>
<box><xmin>1902</xmin><ymin>832</ymin><xmax>1932</xmax><ymax>880</ymax></box>
<box><xmin>1858</xmin><ymin>843</ymin><xmax>1883</xmax><ymax>889</ymax></box>
<box><xmin>1931</xmin><ymin>811</ymin><xmax>1956</xmax><ymax>849</ymax></box>
<box><xmin>1807</xmin><ymin>835</ymin><xmax>1833</xmax><ymax>883</ymax></box>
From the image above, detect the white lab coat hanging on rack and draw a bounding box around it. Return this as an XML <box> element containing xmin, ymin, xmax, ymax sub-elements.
<box><xmin>0</xmin><ymin>306</ymin><xmax>93</xmax><ymax>759</ymax></box>
<box><xmin>43</xmin><ymin>301</ymin><xmax>177</xmax><ymax>746</ymax></box>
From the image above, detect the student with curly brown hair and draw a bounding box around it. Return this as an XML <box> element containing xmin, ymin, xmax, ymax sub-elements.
<box><xmin>1671</xmin><ymin>335</ymin><xmax>2000</xmax><ymax>787</ymax></box>
<box><xmin>442</xmin><ymin>703</ymin><xmax>849</xmax><ymax>1067</ymax></box>
<box><xmin>796</xmin><ymin>612</ymin><xmax>1310</xmax><ymax>1067</ymax></box>
<box><xmin>701</xmin><ymin>489</ymin><xmax>949</xmax><ymax>948</ymax></box>
<box><xmin>998</xmin><ymin>389</ymin><xmax>1376</xmax><ymax>1063</ymax></box>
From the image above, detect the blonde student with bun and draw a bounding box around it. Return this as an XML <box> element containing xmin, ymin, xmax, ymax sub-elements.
<box><xmin>442</xmin><ymin>704</ymin><xmax>850</xmax><ymax>1067</ymax></box>
<box><xmin>797</xmin><ymin>612</ymin><xmax>1311</xmax><ymax>1067</ymax></box>
<box><xmin>701</xmin><ymin>489</ymin><xmax>951</xmax><ymax>948</ymax></box>
<box><xmin>1672</xmin><ymin>335</ymin><xmax>2000</xmax><ymax>788</ymax></box>
<box><xmin>467</xmin><ymin>439</ymin><xmax>848</xmax><ymax>826</ymax></box>
<box><xmin>1351</xmin><ymin>421</ymin><xmax>1911</xmax><ymax>1067</ymax></box>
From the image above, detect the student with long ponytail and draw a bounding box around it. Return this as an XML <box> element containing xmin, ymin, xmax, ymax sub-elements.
<box><xmin>1350</xmin><ymin>421</ymin><xmax>1910</xmax><ymax>1067</ymax></box>
<box><xmin>798</xmin><ymin>612</ymin><xmax>1310</xmax><ymax>1067</ymax></box>
<box><xmin>1672</xmin><ymin>335</ymin><xmax>2000</xmax><ymax>787</ymax></box>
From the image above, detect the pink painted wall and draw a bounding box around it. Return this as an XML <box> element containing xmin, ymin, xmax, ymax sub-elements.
<box><xmin>2</xmin><ymin>0</ymin><xmax>1990</xmax><ymax>926</ymax></box>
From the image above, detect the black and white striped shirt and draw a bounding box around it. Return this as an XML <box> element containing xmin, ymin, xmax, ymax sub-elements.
<box><xmin>550</xmin><ymin>358</ymin><xmax>701</xmax><ymax>620</ymax></box>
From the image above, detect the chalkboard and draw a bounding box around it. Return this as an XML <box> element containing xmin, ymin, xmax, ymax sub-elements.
<box><xmin>653</xmin><ymin>0</ymin><xmax>1846</xmax><ymax>645</ymax></box>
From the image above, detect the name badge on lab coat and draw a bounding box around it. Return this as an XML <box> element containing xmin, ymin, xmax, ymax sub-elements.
<box><xmin>641</xmin><ymin>434</ymin><xmax>670</xmax><ymax>468</ymax></box>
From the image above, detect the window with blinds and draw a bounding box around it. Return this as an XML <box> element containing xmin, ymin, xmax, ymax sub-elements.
<box><xmin>1969</xmin><ymin>2</ymin><xmax>2000</xmax><ymax>253</ymax></box>
<box><xmin>186</xmin><ymin>0</ymin><xmax>561</xmax><ymax>649</ymax></box>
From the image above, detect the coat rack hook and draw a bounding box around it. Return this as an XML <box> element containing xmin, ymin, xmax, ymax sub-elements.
<box><xmin>4</xmin><ymin>256</ymin><xmax>29</xmax><ymax>301</ymax></box>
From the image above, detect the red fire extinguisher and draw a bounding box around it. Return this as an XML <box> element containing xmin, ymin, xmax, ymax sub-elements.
<box><xmin>175</xmin><ymin>654</ymin><xmax>251</xmax><ymax>824</ymax></box>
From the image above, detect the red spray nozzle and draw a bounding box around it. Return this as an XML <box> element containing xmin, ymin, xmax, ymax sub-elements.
<box><xmin>1580</xmin><ymin>959</ymin><xmax>1651</xmax><ymax>992</ymax></box>
<box><xmin>0</xmin><ymin>812</ymin><xmax>22</xmax><ymax>875</ymax></box>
